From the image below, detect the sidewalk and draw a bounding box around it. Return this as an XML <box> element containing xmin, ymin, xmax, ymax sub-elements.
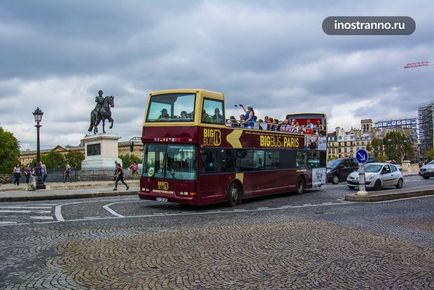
<box><xmin>0</xmin><ymin>180</ymin><xmax>139</xmax><ymax>202</ymax></box>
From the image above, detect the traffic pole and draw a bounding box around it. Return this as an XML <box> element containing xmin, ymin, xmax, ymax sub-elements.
<box><xmin>357</xmin><ymin>164</ymin><xmax>368</xmax><ymax>196</ymax></box>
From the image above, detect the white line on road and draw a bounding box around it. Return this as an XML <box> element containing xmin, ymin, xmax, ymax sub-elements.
<box><xmin>0</xmin><ymin>206</ymin><xmax>52</xmax><ymax>209</ymax></box>
<box><xmin>0</xmin><ymin>221</ymin><xmax>17</xmax><ymax>225</ymax></box>
<box><xmin>30</xmin><ymin>216</ymin><xmax>54</xmax><ymax>220</ymax></box>
<box><xmin>0</xmin><ymin>210</ymin><xmax>51</xmax><ymax>214</ymax></box>
<box><xmin>54</xmin><ymin>205</ymin><xmax>64</xmax><ymax>222</ymax></box>
<box><xmin>103</xmin><ymin>203</ymin><xmax>125</xmax><ymax>218</ymax></box>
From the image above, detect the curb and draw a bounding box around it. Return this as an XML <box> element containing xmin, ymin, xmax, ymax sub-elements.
<box><xmin>0</xmin><ymin>190</ymin><xmax>137</xmax><ymax>202</ymax></box>
<box><xmin>345</xmin><ymin>187</ymin><xmax>434</xmax><ymax>202</ymax></box>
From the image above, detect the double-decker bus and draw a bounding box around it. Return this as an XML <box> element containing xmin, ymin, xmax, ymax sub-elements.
<box><xmin>139</xmin><ymin>89</ymin><xmax>327</xmax><ymax>206</ymax></box>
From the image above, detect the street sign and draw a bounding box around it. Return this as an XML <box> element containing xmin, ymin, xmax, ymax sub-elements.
<box><xmin>356</xmin><ymin>149</ymin><xmax>368</xmax><ymax>164</ymax></box>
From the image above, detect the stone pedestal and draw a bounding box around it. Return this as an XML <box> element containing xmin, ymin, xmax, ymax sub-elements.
<box><xmin>81</xmin><ymin>134</ymin><xmax>122</xmax><ymax>170</ymax></box>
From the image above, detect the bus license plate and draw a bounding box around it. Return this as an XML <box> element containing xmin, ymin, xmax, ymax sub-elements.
<box><xmin>156</xmin><ymin>197</ymin><xmax>168</xmax><ymax>203</ymax></box>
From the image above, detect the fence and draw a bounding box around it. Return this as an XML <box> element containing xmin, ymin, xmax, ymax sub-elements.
<box><xmin>0</xmin><ymin>169</ymin><xmax>140</xmax><ymax>184</ymax></box>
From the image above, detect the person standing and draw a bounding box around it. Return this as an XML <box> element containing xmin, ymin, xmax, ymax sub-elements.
<box><xmin>113</xmin><ymin>162</ymin><xmax>129</xmax><ymax>191</ymax></box>
<box><xmin>13</xmin><ymin>163</ymin><xmax>21</xmax><ymax>185</ymax></box>
<box><xmin>40</xmin><ymin>161</ymin><xmax>48</xmax><ymax>182</ymax></box>
<box><xmin>64</xmin><ymin>163</ymin><xmax>72</xmax><ymax>182</ymax></box>
<box><xmin>24</xmin><ymin>164</ymin><xmax>32</xmax><ymax>184</ymax></box>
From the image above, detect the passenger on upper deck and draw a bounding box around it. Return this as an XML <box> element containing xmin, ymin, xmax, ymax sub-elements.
<box><xmin>159</xmin><ymin>108</ymin><xmax>170</xmax><ymax>119</ymax></box>
<box><xmin>212</xmin><ymin>108</ymin><xmax>224</xmax><ymax>124</ymax></box>
<box><xmin>239</xmin><ymin>104</ymin><xmax>255</xmax><ymax>128</ymax></box>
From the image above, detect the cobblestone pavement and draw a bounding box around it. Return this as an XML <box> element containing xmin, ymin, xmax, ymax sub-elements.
<box><xmin>0</xmin><ymin>194</ymin><xmax>433</xmax><ymax>289</ymax></box>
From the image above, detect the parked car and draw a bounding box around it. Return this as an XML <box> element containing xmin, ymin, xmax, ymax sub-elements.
<box><xmin>347</xmin><ymin>163</ymin><xmax>403</xmax><ymax>190</ymax></box>
<box><xmin>419</xmin><ymin>160</ymin><xmax>434</xmax><ymax>179</ymax></box>
<box><xmin>327</xmin><ymin>158</ymin><xmax>359</xmax><ymax>184</ymax></box>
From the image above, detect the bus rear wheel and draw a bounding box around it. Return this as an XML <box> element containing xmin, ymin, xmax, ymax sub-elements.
<box><xmin>295</xmin><ymin>177</ymin><xmax>305</xmax><ymax>195</ymax></box>
<box><xmin>227</xmin><ymin>182</ymin><xmax>241</xmax><ymax>207</ymax></box>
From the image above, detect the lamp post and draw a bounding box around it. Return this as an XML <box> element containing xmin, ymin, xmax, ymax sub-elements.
<box><xmin>33</xmin><ymin>107</ymin><xmax>46</xmax><ymax>189</ymax></box>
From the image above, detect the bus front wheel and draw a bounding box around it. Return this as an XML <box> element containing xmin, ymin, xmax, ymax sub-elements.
<box><xmin>295</xmin><ymin>177</ymin><xmax>305</xmax><ymax>195</ymax></box>
<box><xmin>227</xmin><ymin>182</ymin><xmax>241</xmax><ymax>207</ymax></box>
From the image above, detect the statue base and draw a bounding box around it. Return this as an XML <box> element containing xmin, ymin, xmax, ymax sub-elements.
<box><xmin>81</xmin><ymin>134</ymin><xmax>122</xmax><ymax>170</ymax></box>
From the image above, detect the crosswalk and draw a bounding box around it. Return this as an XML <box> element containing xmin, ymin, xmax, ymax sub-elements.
<box><xmin>0</xmin><ymin>205</ymin><xmax>56</xmax><ymax>225</ymax></box>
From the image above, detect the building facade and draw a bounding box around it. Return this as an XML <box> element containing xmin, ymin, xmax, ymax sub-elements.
<box><xmin>327</xmin><ymin>121</ymin><xmax>372</xmax><ymax>160</ymax></box>
<box><xmin>418</xmin><ymin>103</ymin><xmax>434</xmax><ymax>156</ymax></box>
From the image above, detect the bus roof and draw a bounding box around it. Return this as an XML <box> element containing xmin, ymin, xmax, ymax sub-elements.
<box><xmin>149</xmin><ymin>88</ymin><xmax>224</xmax><ymax>99</ymax></box>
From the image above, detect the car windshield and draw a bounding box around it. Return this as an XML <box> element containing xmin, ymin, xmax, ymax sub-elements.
<box><xmin>142</xmin><ymin>144</ymin><xmax>196</xmax><ymax>180</ymax></box>
<box><xmin>365</xmin><ymin>164</ymin><xmax>383</xmax><ymax>173</ymax></box>
<box><xmin>327</xmin><ymin>159</ymin><xmax>340</xmax><ymax>169</ymax></box>
<box><xmin>146</xmin><ymin>93</ymin><xmax>196</xmax><ymax>122</ymax></box>
<box><xmin>428</xmin><ymin>160</ymin><xmax>434</xmax><ymax>165</ymax></box>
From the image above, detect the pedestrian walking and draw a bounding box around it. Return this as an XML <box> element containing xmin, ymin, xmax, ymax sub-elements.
<box><xmin>113</xmin><ymin>162</ymin><xmax>129</xmax><ymax>191</ymax></box>
<box><xmin>13</xmin><ymin>163</ymin><xmax>21</xmax><ymax>185</ymax></box>
<box><xmin>24</xmin><ymin>164</ymin><xmax>32</xmax><ymax>184</ymax></box>
<box><xmin>64</xmin><ymin>163</ymin><xmax>72</xmax><ymax>182</ymax></box>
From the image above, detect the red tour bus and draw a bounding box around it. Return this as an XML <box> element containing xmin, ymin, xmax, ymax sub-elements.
<box><xmin>139</xmin><ymin>89</ymin><xmax>327</xmax><ymax>206</ymax></box>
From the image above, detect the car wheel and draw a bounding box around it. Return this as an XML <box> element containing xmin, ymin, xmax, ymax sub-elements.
<box><xmin>295</xmin><ymin>176</ymin><xmax>305</xmax><ymax>194</ymax></box>
<box><xmin>423</xmin><ymin>175</ymin><xmax>430</xmax><ymax>180</ymax></box>
<box><xmin>332</xmin><ymin>175</ymin><xmax>340</xmax><ymax>184</ymax></box>
<box><xmin>396</xmin><ymin>178</ymin><xmax>403</xmax><ymax>189</ymax></box>
<box><xmin>227</xmin><ymin>182</ymin><xmax>241</xmax><ymax>207</ymax></box>
<box><xmin>348</xmin><ymin>185</ymin><xmax>355</xmax><ymax>190</ymax></box>
<box><xmin>373</xmin><ymin>180</ymin><xmax>382</xmax><ymax>191</ymax></box>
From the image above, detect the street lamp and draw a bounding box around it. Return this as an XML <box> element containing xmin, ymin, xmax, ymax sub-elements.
<box><xmin>33</xmin><ymin>107</ymin><xmax>46</xmax><ymax>189</ymax></box>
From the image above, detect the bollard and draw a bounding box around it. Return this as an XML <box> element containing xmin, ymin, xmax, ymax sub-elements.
<box><xmin>357</xmin><ymin>164</ymin><xmax>368</xmax><ymax>196</ymax></box>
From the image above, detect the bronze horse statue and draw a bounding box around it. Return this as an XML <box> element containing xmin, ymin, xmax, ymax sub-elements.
<box><xmin>88</xmin><ymin>95</ymin><xmax>114</xmax><ymax>134</ymax></box>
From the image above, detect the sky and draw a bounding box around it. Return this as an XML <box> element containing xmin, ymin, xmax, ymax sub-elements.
<box><xmin>1</xmin><ymin>0</ymin><xmax>433</xmax><ymax>151</ymax></box>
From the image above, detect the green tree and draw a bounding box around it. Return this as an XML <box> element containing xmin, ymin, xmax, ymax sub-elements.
<box><xmin>0</xmin><ymin>127</ymin><xmax>20</xmax><ymax>174</ymax></box>
<box><xmin>41</xmin><ymin>151</ymin><xmax>66</xmax><ymax>171</ymax></box>
<box><xmin>368</xmin><ymin>138</ymin><xmax>384</xmax><ymax>160</ymax></box>
<box><xmin>119</xmin><ymin>154</ymin><xmax>141</xmax><ymax>169</ymax></box>
<box><xmin>424</xmin><ymin>148</ymin><xmax>434</xmax><ymax>162</ymax></box>
<box><xmin>383</xmin><ymin>132</ymin><xmax>412</xmax><ymax>163</ymax></box>
<box><xmin>65</xmin><ymin>151</ymin><xmax>85</xmax><ymax>170</ymax></box>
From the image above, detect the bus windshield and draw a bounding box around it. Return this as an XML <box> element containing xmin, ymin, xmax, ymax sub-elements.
<box><xmin>146</xmin><ymin>93</ymin><xmax>196</xmax><ymax>122</ymax></box>
<box><xmin>143</xmin><ymin>144</ymin><xmax>196</xmax><ymax>180</ymax></box>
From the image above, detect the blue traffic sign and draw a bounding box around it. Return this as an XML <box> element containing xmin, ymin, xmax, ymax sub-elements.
<box><xmin>356</xmin><ymin>149</ymin><xmax>369</xmax><ymax>164</ymax></box>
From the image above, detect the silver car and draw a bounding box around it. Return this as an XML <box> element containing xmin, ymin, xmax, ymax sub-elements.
<box><xmin>419</xmin><ymin>160</ymin><xmax>434</xmax><ymax>179</ymax></box>
<box><xmin>347</xmin><ymin>163</ymin><xmax>404</xmax><ymax>191</ymax></box>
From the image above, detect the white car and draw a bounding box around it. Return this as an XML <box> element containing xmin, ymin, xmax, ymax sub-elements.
<box><xmin>347</xmin><ymin>163</ymin><xmax>404</xmax><ymax>191</ymax></box>
<box><xmin>419</xmin><ymin>160</ymin><xmax>434</xmax><ymax>179</ymax></box>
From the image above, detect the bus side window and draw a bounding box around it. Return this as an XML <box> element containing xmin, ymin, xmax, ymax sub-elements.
<box><xmin>296</xmin><ymin>151</ymin><xmax>307</xmax><ymax>168</ymax></box>
<box><xmin>265</xmin><ymin>150</ymin><xmax>279</xmax><ymax>169</ymax></box>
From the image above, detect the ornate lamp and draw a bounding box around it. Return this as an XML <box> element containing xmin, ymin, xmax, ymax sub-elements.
<box><xmin>33</xmin><ymin>107</ymin><xmax>46</xmax><ymax>189</ymax></box>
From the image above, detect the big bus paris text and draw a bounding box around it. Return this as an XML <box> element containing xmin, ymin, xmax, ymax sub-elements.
<box><xmin>139</xmin><ymin>89</ymin><xmax>327</xmax><ymax>206</ymax></box>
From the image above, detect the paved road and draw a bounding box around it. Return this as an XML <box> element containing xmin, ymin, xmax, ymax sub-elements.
<box><xmin>0</xmin><ymin>175</ymin><xmax>433</xmax><ymax>289</ymax></box>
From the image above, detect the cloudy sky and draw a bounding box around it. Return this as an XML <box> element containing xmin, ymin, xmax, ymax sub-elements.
<box><xmin>1</xmin><ymin>0</ymin><xmax>433</xmax><ymax>151</ymax></box>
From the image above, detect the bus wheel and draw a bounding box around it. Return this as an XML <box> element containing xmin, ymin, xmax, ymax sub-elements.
<box><xmin>227</xmin><ymin>182</ymin><xmax>241</xmax><ymax>207</ymax></box>
<box><xmin>295</xmin><ymin>177</ymin><xmax>305</xmax><ymax>195</ymax></box>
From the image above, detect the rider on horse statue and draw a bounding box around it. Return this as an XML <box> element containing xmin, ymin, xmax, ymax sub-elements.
<box><xmin>88</xmin><ymin>90</ymin><xmax>115</xmax><ymax>134</ymax></box>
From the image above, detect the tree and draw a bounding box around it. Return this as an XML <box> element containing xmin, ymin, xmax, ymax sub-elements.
<box><xmin>383</xmin><ymin>132</ymin><xmax>412</xmax><ymax>163</ymax></box>
<box><xmin>424</xmin><ymin>148</ymin><xmax>434</xmax><ymax>162</ymax></box>
<box><xmin>41</xmin><ymin>151</ymin><xmax>66</xmax><ymax>171</ymax></box>
<box><xmin>65</xmin><ymin>151</ymin><xmax>85</xmax><ymax>170</ymax></box>
<box><xmin>0</xmin><ymin>127</ymin><xmax>20</xmax><ymax>174</ymax></box>
<box><xmin>119</xmin><ymin>154</ymin><xmax>141</xmax><ymax>168</ymax></box>
<box><xmin>368</xmin><ymin>138</ymin><xmax>384</xmax><ymax>160</ymax></box>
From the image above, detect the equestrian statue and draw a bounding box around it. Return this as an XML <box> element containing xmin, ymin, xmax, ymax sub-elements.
<box><xmin>88</xmin><ymin>90</ymin><xmax>115</xmax><ymax>134</ymax></box>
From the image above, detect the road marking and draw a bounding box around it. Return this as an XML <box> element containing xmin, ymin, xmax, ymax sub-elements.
<box><xmin>30</xmin><ymin>216</ymin><xmax>54</xmax><ymax>220</ymax></box>
<box><xmin>0</xmin><ymin>206</ymin><xmax>52</xmax><ymax>209</ymax></box>
<box><xmin>103</xmin><ymin>203</ymin><xmax>125</xmax><ymax>217</ymax></box>
<box><xmin>0</xmin><ymin>210</ymin><xmax>31</xmax><ymax>213</ymax></box>
<box><xmin>0</xmin><ymin>221</ymin><xmax>17</xmax><ymax>225</ymax></box>
<box><xmin>54</xmin><ymin>205</ymin><xmax>64</xmax><ymax>222</ymax></box>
